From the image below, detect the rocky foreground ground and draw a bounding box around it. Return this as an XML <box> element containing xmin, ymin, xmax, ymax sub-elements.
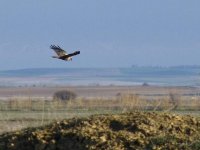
<box><xmin>0</xmin><ymin>112</ymin><xmax>200</xmax><ymax>150</ymax></box>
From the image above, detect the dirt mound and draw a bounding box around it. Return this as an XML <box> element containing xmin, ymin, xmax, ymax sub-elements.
<box><xmin>0</xmin><ymin>112</ymin><xmax>200</xmax><ymax>149</ymax></box>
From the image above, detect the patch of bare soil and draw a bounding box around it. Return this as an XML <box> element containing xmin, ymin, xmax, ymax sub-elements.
<box><xmin>0</xmin><ymin>112</ymin><xmax>200</xmax><ymax>149</ymax></box>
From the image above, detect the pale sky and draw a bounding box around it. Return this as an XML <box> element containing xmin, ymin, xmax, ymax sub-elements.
<box><xmin>0</xmin><ymin>0</ymin><xmax>200</xmax><ymax>70</ymax></box>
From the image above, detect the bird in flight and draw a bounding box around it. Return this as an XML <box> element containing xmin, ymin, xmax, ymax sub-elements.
<box><xmin>50</xmin><ymin>45</ymin><xmax>80</xmax><ymax>61</ymax></box>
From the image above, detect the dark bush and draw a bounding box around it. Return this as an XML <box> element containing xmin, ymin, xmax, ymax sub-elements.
<box><xmin>53</xmin><ymin>90</ymin><xmax>77</xmax><ymax>101</ymax></box>
<box><xmin>142</xmin><ymin>82</ymin><xmax>149</xmax><ymax>86</ymax></box>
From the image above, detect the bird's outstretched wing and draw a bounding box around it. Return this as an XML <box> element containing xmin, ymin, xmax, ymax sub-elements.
<box><xmin>50</xmin><ymin>45</ymin><xmax>67</xmax><ymax>57</ymax></box>
<box><xmin>60</xmin><ymin>51</ymin><xmax>80</xmax><ymax>59</ymax></box>
<box><xmin>67</xmin><ymin>51</ymin><xmax>80</xmax><ymax>57</ymax></box>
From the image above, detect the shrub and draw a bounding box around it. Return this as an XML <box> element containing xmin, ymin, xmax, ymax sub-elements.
<box><xmin>53</xmin><ymin>90</ymin><xmax>77</xmax><ymax>101</ymax></box>
<box><xmin>142</xmin><ymin>82</ymin><xmax>149</xmax><ymax>86</ymax></box>
<box><xmin>168</xmin><ymin>92</ymin><xmax>181</xmax><ymax>110</ymax></box>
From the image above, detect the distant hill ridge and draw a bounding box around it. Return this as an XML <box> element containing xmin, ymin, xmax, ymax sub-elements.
<box><xmin>0</xmin><ymin>66</ymin><xmax>200</xmax><ymax>77</ymax></box>
<box><xmin>0</xmin><ymin>67</ymin><xmax>200</xmax><ymax>86</ymax></box>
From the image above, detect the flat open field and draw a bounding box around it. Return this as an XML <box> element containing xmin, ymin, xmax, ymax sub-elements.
<box><xmin>0</xmin><ymin>85</ymin><xmax>200</xmax><ymax>134</ymax></box>
<box><xmin>0</xmin><ymin>85</ymin><xmax>199</xmax><ymax>99</ymax></box>
<box><xmin>0</xmin><ymin>85</ymin><xmax>200</xmax><ymax>149</ymax></box>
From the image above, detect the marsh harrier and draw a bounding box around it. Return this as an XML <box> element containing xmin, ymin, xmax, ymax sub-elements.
<box><xmin>50</xmin><ymin>45</ymin><xmax>80</xmax><ymax>61</ymax></box>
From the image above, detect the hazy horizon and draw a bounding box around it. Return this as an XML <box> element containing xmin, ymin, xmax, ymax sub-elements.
<box><xmin>0</xmin><ymin>66</ymin><xmax>200</xmax><ymax>87</ymax></box>
<box><xmin>1</xmin><ymin>1</ymin><xmax>200</xmax><ymax>70</ymax></box>
<box><xmin>1</xmin><ymin>64</ymin><xmax>200</xmax><ymax>72</ymax></box>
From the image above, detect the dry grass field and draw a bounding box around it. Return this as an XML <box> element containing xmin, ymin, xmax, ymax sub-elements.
<box><xmin>0</xmin><ymin>85</ymin><xmax>199</xmax><ymax>99</ymax></box>
<box><xmin>0</xmin><ymin>85</ymin><xmax>200</xmax><ymax>133</ymax></box>
<box><xmin>0</xmin><ymin>85</ymin><xmax>200</xmax><ymax>149</ymax></box>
